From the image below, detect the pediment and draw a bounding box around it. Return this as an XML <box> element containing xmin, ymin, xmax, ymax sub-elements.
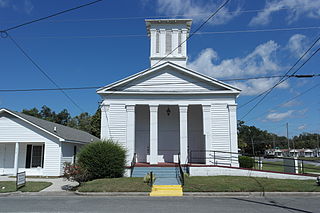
<box><xmin>97</xmin><ymin>62</ymin><xmax>240</xmax><ymax>94</ymax></box>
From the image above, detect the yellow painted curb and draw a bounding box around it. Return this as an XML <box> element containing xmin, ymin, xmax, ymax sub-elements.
<box><xmin>150</xmin><ymin>185</ymin><xmax>183</xmax><ymax>197</ymax></box>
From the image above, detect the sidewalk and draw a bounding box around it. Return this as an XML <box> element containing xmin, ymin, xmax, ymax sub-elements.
<box><xmin>0</xmin><ymin>176</ymin><xmax>78</xmax><ymax>192</ymax></box>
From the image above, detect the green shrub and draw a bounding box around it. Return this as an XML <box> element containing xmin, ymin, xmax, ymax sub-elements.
<box><xmin>239</xmin><ymin>156</ymin><xmax>254</xmax><ymax>168</ymax></box>
<box><xmin>77</xmin><ymin>140</ymin><xmax>126</xmax><ymax>180</ymax></box>
<box><xmin>143</xmin><ymin>172</ymin><xmax>156</xmax><ymax>185</ymax></box>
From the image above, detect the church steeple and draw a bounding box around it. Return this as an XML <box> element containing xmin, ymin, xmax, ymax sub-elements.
<box><xmin>146</xmin><ymin>19</ymin><xmax>192</xmax><ymax>67</ymax></box>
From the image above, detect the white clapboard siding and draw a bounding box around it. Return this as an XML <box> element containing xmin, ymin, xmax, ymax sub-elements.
<box><xmin>109</xmin><ymin>104</ymin><xmax>127</xmax><ymax>147</ymax></box>
<box><xmin>0</xmin><ymin>114</ymin><xmax>61</xmax><ymax>176</ymax></box>
<box><xmin>44</xmin><ymin>141</ymin><xmax>61</xmax><ymax>176</ymax></box>
<box><xmin>60</xmin><ymin>143</ymin><xmax>83</xmax><ymax>175</ymax></box>
<box><xmin>211</xmin><ymin>104</ymin><xmax>231</xmax><ymax>165</ymax></box>
<box><xmin>0</xmin><ymin>115</ymin><xmax>51</xmax><ymax>142</ymax></box>
<box><xmin>117</xmin><ymin>68</ymin><xmax>224</xmax><ymax>92</ymax></box>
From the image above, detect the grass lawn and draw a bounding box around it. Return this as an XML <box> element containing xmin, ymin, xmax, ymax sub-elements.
<box><xmin>78</xmin><ymin>177</ymin><xmax>151</xmax><ymax>192</ymax></box>
<box><xmin>184</xmin><ymin>176</ymin><xmax>320</xmax><ymax>192</ymax></box>
<box><xmin>0</xmin><ymin>181</ymin><xmax>52</xmax><ymax>193</ymax></box>
<box><xmin>253</xmin><ymin>161</ymin><xmax>320</xmax><ymax>174</ymax></box>
<box><xmin>78</xmin><ymin>176</ymin><xmax>320</xmax><ymax>192</ymax></box>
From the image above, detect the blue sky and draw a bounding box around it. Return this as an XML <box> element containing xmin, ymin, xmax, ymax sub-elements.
<box><xmin>0</xmin><ymin>0</ymin><xmax>319</xmax><ymax>137</ymax></box>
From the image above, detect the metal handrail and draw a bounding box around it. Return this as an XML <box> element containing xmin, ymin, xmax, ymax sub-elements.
<box><xmin>189</xmin><ymin>150</ymin><xmax>320</xmax><ymax>175</ymax></box>
<box><xmin>149</xmin><ymin>171</ymin><xmax>154</xmax><ymax>187</ymax></box>
<box><xmin>177</xmin><ymin>154</ymin><xmax>185</xmax><ymax>186</ymax></box>
<box><xmin>130</xmin><ymin>153</ymin><xmax>137</xmax><ymax>177</ymax></box>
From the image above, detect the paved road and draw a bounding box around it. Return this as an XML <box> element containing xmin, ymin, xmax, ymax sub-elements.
<box><xmin>0</xmin><ymin>195</ymin><xmax>319</xmax><ymax>213</ymax></box>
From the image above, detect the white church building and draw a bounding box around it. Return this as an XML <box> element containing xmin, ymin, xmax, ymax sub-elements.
<box><xmin>97</xmin><ymin>19</ymin><xmax>241</xmax><ymax>168</ymax></box>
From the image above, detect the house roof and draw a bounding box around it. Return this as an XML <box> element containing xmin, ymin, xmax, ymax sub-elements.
<box><xmin>97</xmin><ymin>62</ymin><xmax>241</xmax><ymax>94</ymax></box>
<box><xmin>0</xmin><ymin>108</ymin><xmax>99</xmax><ymax>143</ymax></box>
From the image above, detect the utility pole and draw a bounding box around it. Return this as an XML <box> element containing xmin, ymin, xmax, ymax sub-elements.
<box><xmin>286</xmin><ymin>123</ymin><xmax>290</xmax><ymax>156</ymax></box>
<box><xmin>317</xmin><ymin>134</ymin><xmax>319</xmax><ymax>157</ymax></box>
<box><xmin>251</xmin><ymin>136</ymin><xmax>255</xmax><ymax>156</ymax></box>
<box><xmin>273</xmin><ymin>135</ymin><xmax>276</xmax><ymax>149</ymax></box>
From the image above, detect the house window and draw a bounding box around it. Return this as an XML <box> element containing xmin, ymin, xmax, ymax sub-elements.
<box><xmin>165</xmin><ymin>30</ymin><xmax>172</xmax><ymax>54</ymax></box>
<box><xmin>25</xmin><ymin>144</ymin><xmax>44</xmax><ymax>168</ymax></box>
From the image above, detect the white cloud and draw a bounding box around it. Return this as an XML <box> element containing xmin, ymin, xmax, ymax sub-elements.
<box><xmin>188</xmin><ymin>41</ymin><xmax>280</xmax><ymax>78</ymax></box>
<box><xmin>232</xmin><ymin>78</ymin><xmax>289</xmax><ymax>96</ymax></box>
<box><xmin>24</xmin><ymin>0</ymin><xmax>34</xmax><ymax>14</ymax></box>
<box><xmin>286</xmin><ymin>34</ymin><xmax>308</xmax><ymax>58</ymax></box>
<box><xmin>297</xmin><ymin>124</ymin><xmax>307</xmax><ymax>130</ymax></box>
<box><xmin>0</xmin><ymin>0</ymin><xmax>9</xmax><ymax>8</ymax></box>
<box><xmin>280</xmin><ymin>100</ymin><xmax>300</xmax><ymax>107</ymax></box>
<box><xmin>250</xmin><ymin>0</ymin><xmax>320</xmax><ymax>26</ymax></box>
<box><xmin>266</xmin><ymin>110</ymin><xmax>295</xmax><ymax>122</ymax></box>
<box><xmin>154</xmin><ymin>0</ymin><xmax>241</xmax><ymax>25</ymax></box>
<box><xmin>187</xmin><ymin>40</ymin><xmax>287</xmax><ymax>95</ymax></box>
<box><xmin>0</xmin><ymin>0</ymin><xmax>34</xmax><ymax>14</ymax></box>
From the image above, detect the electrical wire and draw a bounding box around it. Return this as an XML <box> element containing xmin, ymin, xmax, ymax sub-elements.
<box><xmin>0</xmin><ymin>74</ymin><xmax>318</xmax><ymax>93</ymax></box>
<box><xmin>152</xmin><ymin>0</ymin><xmax>231</xmax><ymax>68</ymax></box>
<box><xmin>0</xmin><ymin>6</ymin><xmax>312</xmax><ymax>24</ymax></box>
<box><xmin>7</xmin><ymin>33</ymin><xmax>84</xmax><ymax>112</ymax></box>
<box><xmin>12</xmin><ymin>26</ymin><xmax>320</xmax><ymax>40</ymax></box>
<box><xmin>243</xmin><ymin>82</ymin><xmax>320</xmax><ymax>123</ymax></box>
<box><xmin>238</xmin><ymin>33</ymin><xmax>320</xmax><ymax>111</ymax></box>
<box><xmin>240</xmin><ymin>45</ymin><xmax>320</xmax><ymax>120</ymax></box>
<box><xmin>0</xmin><ymin>0</ymin><xmax>103</xmax><ymax>32</ymax></box>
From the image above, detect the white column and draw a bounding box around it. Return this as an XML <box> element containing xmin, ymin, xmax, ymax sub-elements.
<box><xmin>202</xmin><ymin>105</ymin><xmax>211</xmax><ymax>165</ymax></box>
<box><xmin>126</xmin><ymin>105</ymin><xmax>135</xmax><ymax>166</ymax></box>
<box><xmin>14</xmin><ymin>142</ymin><xmax>19</xmax><ymax>175</ymax></box>
<box><xmin>172</xmin><ymin>29</ymin><xmax>179</xmax><ymax>56</ymax></box>
<box><xmin>150</xmin><ymin>29</ymin><xmax>156</xmax><ymax>57</ymax></box>
<box><xmin>100</xmin><ymin>104</ymin><xmax>110</xmax><ymax>140</ymax></box>
<box><xmin>159</xmin><ymin>29</ymin><xmax>166</xmax><ymax>57</ymax></box>
<box><xmin>228</xmin><ymin>104</ymin><xmax>239</xmax><ymax>167</ymax></box>
<box><xmin>149</xmin><ymin>104</ymin><xmax>159</xmax><ymax>165</ymax></box>
<box><xmin>181</xmin><ymin>29</ymin><xmax>188</xmax><ymax>57</ymax></box>
<box><xmin>179</xmin><ymin>105</ymin><xmax>188</xmax><ymax>164</ymax></box>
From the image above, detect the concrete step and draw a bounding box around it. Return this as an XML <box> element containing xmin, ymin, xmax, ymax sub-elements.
<box><xmin>154</xmin><ymin>177</ymin><xmax>180</xmax><ymax>185</ymax></box>
<box><xmin>132</xmin><ymin>167</ymin><xmax>179</xmax><ymax>178</ymax></box>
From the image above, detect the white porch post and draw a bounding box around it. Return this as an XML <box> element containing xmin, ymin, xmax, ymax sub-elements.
<box><xmin>149</xmin><ymin>104</ymin><xmax>159</xmax><ymax>165</ymax></box>
<box><xmin>179</xmin><ymin>105</ymin><xmax>188</xmax><ymax>164</ymax></box>
<box><xmin>126</xmin><ymin>105</ymin><xmax>135</xmax><ymax>166</ymax></box>
<box><xmin>202</xmin><ymin>105</ymin><xmax>212</xmax><ymax>165</ymax></box>
<box><xmin>100</xmin><ymin>104</ymin><xmax>110</xmax><ymax>140</ymax></box>
<box><xmin>14</xmin><ymin>142</ymin><xmax>19</xmax><ymax>175</ymax></box>
<box><xmin>228</xmin><ymin>104</ymin><xmax>239</xmax><ymax>167</ymax></box>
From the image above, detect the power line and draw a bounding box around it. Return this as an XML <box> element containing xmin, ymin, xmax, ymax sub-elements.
<box><xmin>11</xmin><ymin>26</ymin><xmax>320</xmax><ymax>40</ymax></box>
<box><xmin>152</xmin><ymin>0</ymin><xmax>231</xmax><ymax>68</ymax></box>
<box><xmin>0</xmin><ymin>74</ymin><xmax>318</xmax><ymax>93</ymax></box>
<box><xmin>240</xmin><ymin>45</ymin><xmax>320</xmax><ymax>120</ymax></box>
<box><xmin>0</xmin><ymin>0</ymin><xmax>103</xmax><ymax>32</ymax></box>
<box><xmin>238</xmin><ymin>33</ymin><xmax>320</xmax><ymax>111</ymax></box>
<box><xmin>243</xmin><ymin>82</ymin><xmax>320</xmax><ymax>123</ymax></box>
<box><xmin>0</xmin><ymin>6</ymin><xmax>310</xmax><ymax>24</ymax></box>
<box><xmin>7</xmin><ymin>33</ymin><xmax>84</xmax><ymax>112</ymax></box>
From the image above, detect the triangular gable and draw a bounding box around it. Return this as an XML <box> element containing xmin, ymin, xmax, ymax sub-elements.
<box><xmin>0</xmin><ymin>109</ymin><xmax>64</xmax><ymax>141</ymax></box>
<box><xmin>97</xmin><ymin>62</ymin><xmax>241</xmax><ymax>94</ymax></box>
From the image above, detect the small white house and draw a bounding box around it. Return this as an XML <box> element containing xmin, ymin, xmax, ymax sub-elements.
<box><xmin>0</xmin><ymin>108</ymin><xmax>98</xmax><ymax>176</ymax></box>
<box><xmin>97</xmin><ymin>19</ymin><xmax>241</xmax><ymax>167</ymax></box>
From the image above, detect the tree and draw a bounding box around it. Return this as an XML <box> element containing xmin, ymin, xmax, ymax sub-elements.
<box><xmin>21</xmin><ymin>105</ymin><xmax>100</xmax><ymax>138</ymax></box>
<box><xmin>90</xmin><ymin>109</ymin><xmax>101</xmax><ymax>138</ymax></box>
<box><xmin>22</xmin><ymin>107</ymin><xmax>41</xmax><ymax>118</ymax></box>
